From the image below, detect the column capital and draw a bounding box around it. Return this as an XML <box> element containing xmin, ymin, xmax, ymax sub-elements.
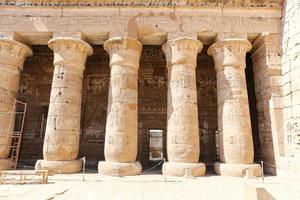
<box><xmin>48</xmin><ymin>37</ymin><xmax>93</xmax><ymax>70</ymax></box>
<box><xmin>0</xmin><ymin>38</ymin><xmax>32</xmax><ymax>70</ymax></box>
<box><xmin>104</xmin><ymin>37</ymin><xmax>142</xmax><ymax>69</ymax></box>
<box><xmin>251</xmin><ymin>33</ymin><xmax>281</xmax><ymax>76</ymax></box>
<box><xmin>252</xmin><ymin>32</ymin><xmax>280</xmax><ymax>54</ymax></box>
<box><xmin>207</xmin><ymin>39</ymin><xmax>251</xmax><ymax>70</ymax></box>
<box><xmin>162</xmin><ymin>37</ymin><xmax>203</xmax><ymax>68</ymax></box>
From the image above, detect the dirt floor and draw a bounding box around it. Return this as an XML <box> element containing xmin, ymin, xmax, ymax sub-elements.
<box><xmin>0</xmin><ymin>172</ymin><xmax>299</xmax><ymax>200</ymax></box>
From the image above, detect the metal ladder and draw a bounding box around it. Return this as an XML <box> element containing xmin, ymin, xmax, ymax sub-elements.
<box><xmin>0</xmin><ymin>100</ymin><xmax>27</xmax><ymax>170</ymax></box>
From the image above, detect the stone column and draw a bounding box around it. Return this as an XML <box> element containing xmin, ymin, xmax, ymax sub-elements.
<box><xmin>208</xmin><ymin>38</ymin><xmax>261</xmax><ymax>177</ymax></box>
<box><xmin>252</xmin><ymin>33</ymin><xmax>283</xmax><ymax>175</ymax></box>
<box><xmin>35</xmin><ymin>37</ymin><xmax>93</xmax><ymax>173</ymax></box>
<box><xmin>0</xmin><ymin>38</ymin><xmax>32</xmax><ymax>170</ymax></box>
<box><xmin>162</xmin><ymin>37</ymin><xmax>206</xmax><ymax>177</ymax></box>
<box><xmin>98</xmin><ymin>37</ymin><xmax>142</xmax><ymax>176</ymax></box>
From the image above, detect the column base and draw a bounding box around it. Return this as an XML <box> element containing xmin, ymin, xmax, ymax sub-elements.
<box><xmin>35</xmin><ymin>159</ymin><xmax>82</xmax><ymax>174</ymax></box>
<box><xmin>162</xmin><ymin>162</ymin><xmax>206</xmax><ymax>177</ymax></box>
<box><xmin>0</xmin><ymin>159</ymin><xmax>13</xmax><ymax>170</ymax></box>
<box><xmin>98</xmin><ymin>161</ymin><xmax>142</xmax><ymax>176</ymax></box>
<box><xmin>214</xmin><ymin>162</ymin><xmax>262</xmax><ymax>177</ymax></box>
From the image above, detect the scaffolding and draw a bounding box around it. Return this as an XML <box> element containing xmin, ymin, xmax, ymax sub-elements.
<box><xmin>0</xmin><ymin>99</ymin><xmax>27</xmax><ymax>170</ymax></box>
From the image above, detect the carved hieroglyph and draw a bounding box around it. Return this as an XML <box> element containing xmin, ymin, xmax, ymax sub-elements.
<box><xmin>98</xmin><ymin>37</ymin><xmax>142</xmax><ymax>175</ymax></box>
<box><xmin>162</xmin><ymin>37</ymin><xmax>206</xmax><ymax>177</ymax></box>
<box><xmin>208</xmin><ymin>39</ymin><xmax>261</xmax><ymax>176</ymax></box>
<box><xmin>251</xmin><ymin>33</ymin><xmax>283</xmax><ymax>175</ymax></box>
<box><xmin>35</xmin><ymin>37</ymin><xmax>92</xmax><ymax>173</ymax></box>
<box><xmin>0</xmin><ymin>38</ymin><xmax>32</xmax><ymax>170</ymax></box>
<box><xmin>0</xmin><ymin>0</ymin><xmax>283</xmax><ymax>8</ymax></box>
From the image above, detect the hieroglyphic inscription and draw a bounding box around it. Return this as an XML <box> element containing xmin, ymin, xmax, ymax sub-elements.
<box><xmin>164</xmin><ymin>38</ymin><xmax>201</xmax><ymax>163</ymax></box>
<box><xmin>43</xmin><ymin>38</ymin><xmax>92</xmax><ymax>161</ymax></box>
<box><xmin>85</xmin><ymin>75</ymin><xmax>109</xmax><ymax>96</ymax></box>
<box><xmin>103</xmin><ymin>37</ymin><xmax>141</xmax><ymax>165</ymax></box>
<box><xmin>170</xmin><ymin>74</ymin><xmax>196</xmax><ymax>89</ymax></box>
<box><xmin>0</xmin><ymin>0</ymin><xmax>282</xmax><ymax>8</ymax></box>
<box><xmin>208</xmin><ymin>39</ymin><xmax>254</xmax><ymax>164</ymax></box>
<box><xmin>286</xmin><ymin>119</ymin><xmax>300</xmax><ymax>147</ymax></box>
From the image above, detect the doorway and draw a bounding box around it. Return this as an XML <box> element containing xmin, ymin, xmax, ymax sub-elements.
<box><xmin>149</xmin><ymin>129</ymin><xmax>164</xmax><ymax>162</ymax></box>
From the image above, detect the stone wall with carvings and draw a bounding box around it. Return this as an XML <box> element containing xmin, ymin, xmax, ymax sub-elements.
<box><xmin>251</xmin><ymin>33</ymin><xmax>284</xmax><ymax>175</ymax></box>
<box><xmin>137</xmin><ymin>46</ymin><xmax>168</xmax><ymax>167</ymax></box>
<box><xmin>18</xmin><ymin>45</ymin><xmax>218</xmax><ymax>168</ymax></box>
<box><xmin>18</xmin><ymin>45</ymin><xmax>111</xmax><ymax>167</ymax></box>
<box><xmin>0</xmin><ymin>0</ymin><xmax>283</xmax><ymax>47</ymax></box>
<box><xmin>196</xmin><ymin>47</ymin><xmax>218</xmax><ymax>164</ymax></box>
<box><xmin>280</xmin><ymin>0</ymin><xmax>300</xmax><ymax>175</ymax></box>
<box><xmin>17</xmin><ymin>46</ymin><xmax>52</xmax><ymax>165</ymax></box>
<box><xmin>0</xmin><ymin>0</ymin><xmax>283</xmax><ymax>8</ymax></box>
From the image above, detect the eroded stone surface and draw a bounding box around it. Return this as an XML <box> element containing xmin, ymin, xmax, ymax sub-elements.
<box><xmin>214</xmin><ymin>162</ymin><xmax>261</xmax><ymax>177</ymax></box>
<box><xmin>280</xmin><ymin>0</ymin><xmax>300</xmax><ymax>176</ymax></box>
<box><xmin>251</xmin><ymin>33</ymin><xmax>283</xmax><ymax>175</ymax></box>
<box><xmin>208</xmin><ymin>39</ymin><xmax>254</xmax><ymax>164</ymax></box>
<box><xmin>0</xmin><ymin>0</ymin><xmax>296</xmax><ymax>178</ymax></box>
<box><xmin>163</xmin><ymin>162</ymin><xmax>206</xmax><ymax>177</ymax></box>
<box><xmin>208</xmin><ymin>38</ymin><xmax>262</xmax><ymax>176</ymax></box>
<box><xmin>162</xmin><ymin>37</ymin><xmax>205</xmax><ymax>176</ymax></box>
<box><xmin>0</xmin><ymin>38</ymin><xmax>32</xmax><ymax>168</ymax></box>
<box><xmin>98</xmin><ymin>161</ymin><xmax>141</xmax><ymax>176</ymax></box>
<box><xmin>0</xmin><ymin>159</ymin><xmax>13</xmax><ymax>170</ymax></box>
<box><xmin>35</xmin><ymin>159</ymin><xmax>82</xmax><ymax>174</ymax></box>
<box><xmin>99</xmin><ymin>37</ymin><xmax>142</xmax><ymax>175</ymax></box>
<box><xmin>37</xmin><ymin>37</ymin><xmax>92</xmax><ymax>173</ymax></box>
<box><xmin>0</xmin><ymin>0</ymin><xmax>283</xmax><ymax>8</ymax></box>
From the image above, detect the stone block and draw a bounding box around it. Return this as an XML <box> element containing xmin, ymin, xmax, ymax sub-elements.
<box><xmin>214</xmin><ymin>163</ymin><xmax>262</xmax><ymax>177</ymax></box>
<box><xmin>35</xmin><ymin>159</ymin><xmax>82</xmax><ymax>174</ymax></box>
<box><xmin>98</xmin><ymin>161</ymin><xmax>142</xmax><ymax>176</ymax></box>
<box><xmin>162</xmin><ymin>162</ymin><xmax>206</xmax><ymax>177</ymax></box>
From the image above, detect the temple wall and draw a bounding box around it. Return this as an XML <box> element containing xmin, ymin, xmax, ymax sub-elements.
<box><xmin>280</xmin><ymin>0</ymin><xmax>300</xmax><ymax>175</ymax></box>
<box><xmin>18</xmin><ymin>46</ymin><xmax>110</xmax><ymax>167</ymax></box>
<box><xmin>0</xmin><ymin>5</ymin><xmax>282</xmax><ymax>46</ymax></box>
<box><xmin>251</xmin><ymin>33</ymin><xmax>284</xmax><ymax>175</ymax></box>
<box><xmin>17</xmin><ymin>46</ymin><xmax>52</xmax><ymax>166</ymax></box>
<box><xmin>0</xmin><ymin>0</ymin><xmax>290</xmax><ymax>176</ymax></box>
<box><xmin>18</xmin><ymin>45</ymin><xmax>218</xmax><ymax>168</ymax></box>
<box><xmin>0</xmin><ymin>0</ymin><xmax>283</xmax><ymax>7</ymax></box>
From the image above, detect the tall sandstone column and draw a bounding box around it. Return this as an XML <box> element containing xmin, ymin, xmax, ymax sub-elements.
<box><xmin>98</xmin><ymin>37</ymin><xmax>142</xmax><ymax>175</ymax></box>
<box><xmin>208</xmin><ymin>38</ymin><xmax>261</xmax><ymax>177</ymax></box>
<box><xmin>35</xmin><ymin>37</ymin><xmax>93</xmax><ymax>173</ymax></box>
<box><xmin>0</xmin><ymin>38</ymin><xmax>32</xmax><ymax>170</ymax></box>
<box><xmin>251</xmin><ymin>33</ymin><xmax>283</xmax><ymax>175</ymax></box>
<box><xmin>162</xmin><ymin>37</ymin><xmax>206</xmax><ymax>177</ymax></box>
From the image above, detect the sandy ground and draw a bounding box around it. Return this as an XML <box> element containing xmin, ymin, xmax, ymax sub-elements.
<box><xmin>0</xmin><ymin>172</ymin><xmax>299</xmax><ymax>200</ymax></box>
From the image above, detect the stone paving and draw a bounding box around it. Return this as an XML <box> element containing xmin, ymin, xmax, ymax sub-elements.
<box><xmin>0</xmin><ymin>173</ymin><xmax>299</xmax><ymax>200</ymax></box>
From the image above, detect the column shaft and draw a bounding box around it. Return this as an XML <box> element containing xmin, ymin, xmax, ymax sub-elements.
<box><xmin>208</xmin><ymin>38</ymin><xmax>261</xmax><ymax>177</ymax></box>
<box><xmin>252</xmin><ymin>33</ymin><xmax>283</xmax><ymax>175</ymax></box>
<box><xmin>162</xmin><ymin>38</ymin><xmax>206</xmax><ymax>177</ymax></box>
<box><xmin>35</xmin><ymin>37</ymin><xmax>92</xmax><ymax>173</ymax></box>
<box><xmin>0</xmin><ymin>38</ymin><xmax>32</xmax><ymax>170</ymax></box>
<box><xmin>98</xmin><ymin>37</ymin><xmax>142</xmax><ymax>176</ymax></box>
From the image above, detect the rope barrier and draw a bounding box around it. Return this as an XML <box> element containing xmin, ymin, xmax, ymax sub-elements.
<box><xmin>0</xmin><ymin>160</ymin><xmax>286</xmax><ymax>170</ymax></box>
<box><xmin>0</xmin><ymin>160</ymin><xmax>285</xmax><ymax>170</ymax></box>
<box><xmin>0</xmin><ymin>158</ymin><xmax>294</xmax><ymax>184</ymax></box>
<box><xmin>142</xmin><ymin>159</ymin><xmax>165</xmax><ymax>174</ymax></box>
